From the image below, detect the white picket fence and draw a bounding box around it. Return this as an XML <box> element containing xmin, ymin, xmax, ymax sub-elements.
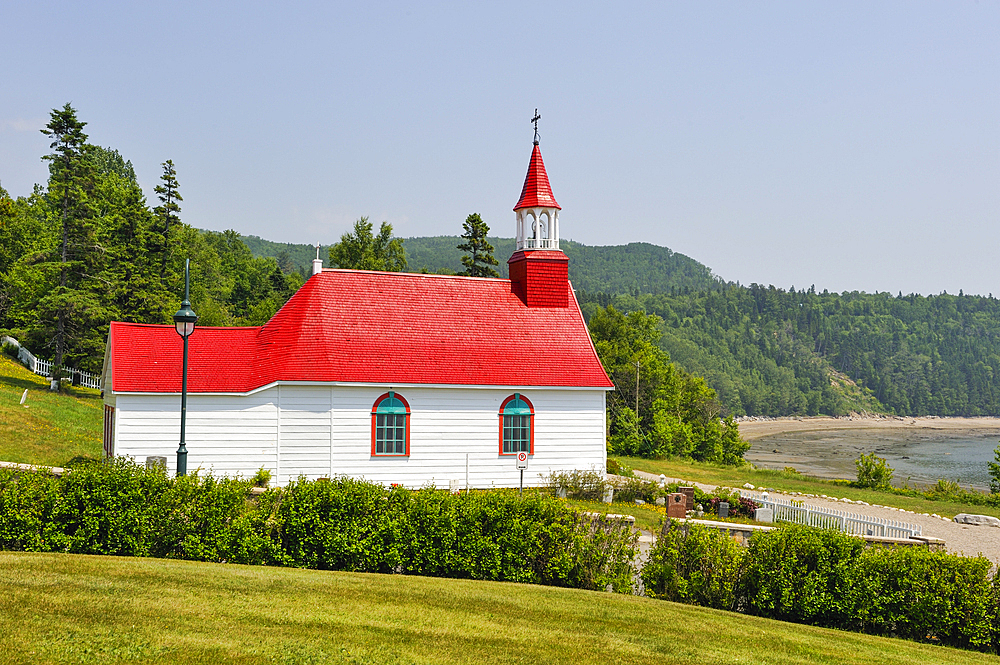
<box><xmin>1</xmin><ymin>336</ymin><xmax>102</xmax><ymax>390</ymax></box>
<box><xmin>741</xmin><ymin>490</ymin><xmax>922</xmax><ymax>539</ymax></box>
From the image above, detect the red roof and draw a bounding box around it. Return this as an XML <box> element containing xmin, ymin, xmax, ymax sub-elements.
<box><xmin>109</xmin><ymin>271</ymin><xmax>612</xmax><ymax>393</ymax></box>
<box><xmin>514</xmin><ymin>144</ymin><xmax>561</xmax><ymax>211</ymax></box>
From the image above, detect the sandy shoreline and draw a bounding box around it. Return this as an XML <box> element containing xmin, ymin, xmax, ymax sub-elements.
<box><xmin>738</xmin><ymin>416</ymin><xmax>1000</xmax><ymax>441</ymax></box>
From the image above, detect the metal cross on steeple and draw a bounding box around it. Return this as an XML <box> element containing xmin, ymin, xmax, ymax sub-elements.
<box><xmin>531</xmin><ymin>109</ymin><xmax>541</xmax><ymax>145</ymax></box>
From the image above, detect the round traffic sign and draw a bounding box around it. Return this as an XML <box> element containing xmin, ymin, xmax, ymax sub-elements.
<box><xmin>517</xmin><ymin>451</ymin><xmax>527</xmax><ymax>462</ymax></box>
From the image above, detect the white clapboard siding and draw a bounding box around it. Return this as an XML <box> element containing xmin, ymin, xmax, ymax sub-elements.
<box><xmin>114</xmin><ymin>389</ymin><xmax>279</xmax><ymax>478</ymax></box>
<box><xmin>110</xmin><ymin>384</ymin><xmax>607</xmax><ymax>487</ymax></box>
<box><xmin>277</xmin><ymin>385</ymin><xmax>333</xmax><ymax>485</ymax></box>
<box><xmin>330</xmin><ymin>386</ymin><xmax>606</xmax><ymax>489</ymax></box>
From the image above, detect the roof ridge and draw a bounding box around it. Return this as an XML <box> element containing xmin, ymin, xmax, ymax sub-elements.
<box><xmin>322</xmin><ymin>268</ymin><xmax>509</xmax><ymax>281</ymax></box>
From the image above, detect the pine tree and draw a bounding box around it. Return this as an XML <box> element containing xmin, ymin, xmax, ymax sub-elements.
<box><xmin>37</xmin><ymin>103</ymin><xmax>99</xmax><ymax>375</ymax></box>
<box><xmin>153</xmin><ymin>159</ymin><xmax>182</xmax><ymax>280</ymax></box>
<box><xmin>457</xmin><ymin>213</ymin><xmax>499</xmax><ymax>278</ymax></box>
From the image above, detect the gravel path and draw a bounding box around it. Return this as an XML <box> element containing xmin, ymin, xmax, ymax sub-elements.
<box><xmin>632</xmin><ymin>470</ymin><xmax>1000</xmax><ymax>565</ymax></box>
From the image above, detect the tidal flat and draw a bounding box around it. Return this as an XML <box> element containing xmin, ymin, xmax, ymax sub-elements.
<box><xmin>740</xmin><ymin>417</ymin><xmax>1000</xmax><ymax>490</ymax></box>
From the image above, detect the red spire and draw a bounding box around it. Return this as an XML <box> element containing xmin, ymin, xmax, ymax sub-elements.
<box><xmin>514</xmin><ymin>144</ymin><xmax>561</xmax><ymax>211</ymax></box>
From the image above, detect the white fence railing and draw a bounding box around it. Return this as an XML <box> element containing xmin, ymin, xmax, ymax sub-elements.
<box><xmin>1</xmin><ymin>336</ymin><xmax>101</xmax><ymax>390</ymax></box>
<box><xmin>741</xmin><ymin>490</ymin><xmax>922</xmax><ymax>539</ymax></box>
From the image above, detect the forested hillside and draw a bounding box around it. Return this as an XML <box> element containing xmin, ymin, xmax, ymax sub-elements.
<box><xmin>246</xmin><ymin>234</ymin><xmax>722</xmax><ymax>295</ymax></box>
<box><xmin>581</xmin><ymin>287</ymin><xmax>1000</xmax><ymax>418</ymax></box>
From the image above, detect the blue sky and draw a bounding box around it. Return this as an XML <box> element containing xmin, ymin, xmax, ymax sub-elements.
<box><xmin>2</xmin><ymin>1</ymin><xmax>998</xmax><ymax>295</ymax></box>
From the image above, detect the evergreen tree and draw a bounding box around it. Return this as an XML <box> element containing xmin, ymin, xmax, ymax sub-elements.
<box><xmin>329</xmin><ymin>217</ymin><xmax>407</xmax><ymax>271</ymax></box>
<box><xmin>36</xmin><ymin>103</ymin><xmax>100</xmax><ymax>375</ymax></box>
<box><xmin>153</xmin><ymin>159</ymin><xmax>182</xmax><ymax>280</ymax></box>
<box><xmin>457</xmin><ymin>213</ymin><xmax>499</xmax><ymax>277</ymax></box>
<box><xmin>92</xmin><ymin>163</ymin><xmax>170</xmax><ymax>327</ymax></box>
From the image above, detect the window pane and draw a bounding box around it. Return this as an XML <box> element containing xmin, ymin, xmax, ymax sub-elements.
<box><xmin>502</xmin><ymin>412</ymin><xmax>530</xmax><ymax>454</ymax></box>
<box><xmin>375</xmin><ymin>404</ymin><xmax>408</xmax><ymax>455</ymax></box>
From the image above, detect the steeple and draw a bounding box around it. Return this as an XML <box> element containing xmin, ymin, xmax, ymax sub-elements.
<box><xmin>508</xmin><ymin>111</ymin><xmax>570</xmax><ymax>308</ymax></box>
<box><xmin>514</xmin><ymin>111</ymin><xmax>561</xmax><ymax>251</ymax></box>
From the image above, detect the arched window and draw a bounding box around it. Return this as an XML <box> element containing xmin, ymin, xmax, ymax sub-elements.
<box><xmin>371</xmin><ymin>391</ymin><xmax>410</xmax><ymax>456</ymax></box>
<box><xmin>499</xmin><ymin>394</ymin><xmax>533</xmax><ymax>455</ymax></box>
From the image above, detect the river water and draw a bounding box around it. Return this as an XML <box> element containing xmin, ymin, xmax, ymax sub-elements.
<box><xmin>746</xmin><ymin>429</ymin><xmax>1000</xmax><ymax>491</ymax></box>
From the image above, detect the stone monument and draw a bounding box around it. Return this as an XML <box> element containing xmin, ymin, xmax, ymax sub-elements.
<box><xmin>667</xmin><ymin>492</ymin><xmax>687</xmax><ymax>519</ymax></box>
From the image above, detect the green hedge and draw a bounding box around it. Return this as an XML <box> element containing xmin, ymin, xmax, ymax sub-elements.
<box><xmin>0</xmin><ymin>458</ymin><xmax>637</xmax><ymax>593</ymax></box>
<box><xmin>642</xmin><ymin>521</ymin><xmax>1000</xmax><ymax>653</ymax></box>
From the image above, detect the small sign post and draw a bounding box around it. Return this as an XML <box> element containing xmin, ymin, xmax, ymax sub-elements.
<box><xmin>516</xmin><ymin>451</ymin><xmax>528</xmax><ymax>493</ymax></box>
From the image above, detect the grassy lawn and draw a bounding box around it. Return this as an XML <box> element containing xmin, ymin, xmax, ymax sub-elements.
<box><xmin>0</xmin><ymin>356</ymin><xmax>103</xmax><ymax>467</ymax></box>
<box><xmin>620</xmin><ymin>457</ymin><xmax>1000</xmax><ymax>520</ymax></box>
<box><xmin>1</xmin><ymin>552</ymin><xmax>995</xmax><ymax>665</ymax></box>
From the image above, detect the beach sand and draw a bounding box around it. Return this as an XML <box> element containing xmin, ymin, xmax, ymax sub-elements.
<box><xmin>738</xmin><ymin>415</ymin><xmax>1000</xmax><ymax>441</ymax></box>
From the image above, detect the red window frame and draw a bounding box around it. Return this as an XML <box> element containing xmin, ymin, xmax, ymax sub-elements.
<box><xmin>498</xmin><ymin>394</ymin><xmax>534</xmax><ymax>456</ymax></box>
<box><xmin>371</xmin><ymin>391</ymin><xmax>411</xmax><ymax>457</ymax></box>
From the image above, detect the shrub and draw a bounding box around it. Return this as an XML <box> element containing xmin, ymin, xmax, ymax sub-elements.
<box><xmin>704</xmin><ymin>494</ymin><xmax>757</xmax><ymax>519</ymax></box>
<box><xmin>150</xmin><ymin>471</ymin><xmax>263</xmax><ymax>562</ymax></box>
<box><xmin>742</xmin><ymin>525</ymin><xmax>866</xmax><ymax>628</ymax></box>
<box><xmin>854</xmin><ymin>452</ymin><xmax>894</xmax><ymax>490</ymax></box>
<box><xmin>610</xmin><ymin>476</ymin><xmax>663</xmax><ymax>504</ymax></box>
<box><xmin>546</xmin><ymin>469</ymin><xmax>608</xmax><ymax>502</ymax></box>
<box><xmin>640</xmin><ymin>521</ymin><xmax>1000</xmax><ymax>653</ymax></box>
<box><xmin>641</xmin><ymin>520</ymin><xmax>745</xmax><ymax>610</ymax></box>
<box><xmin>252</xmin><ymin>467</ymin><xmax>271</xmax><ymax>487</ymax></box>
<box><xmin>0</xmin><ymin>462</ymin><xmax>637</xmax><ymax>594</ymax></box>
<box><xmin>606</xmin><ymin>458</ymin><xmax>634</xmax><ymax>477</ymax></box>
<box><xmin>989</xmin><ymin>444</ymin><xmax>1000</xmax><ymax>494</ymax></box>
<box><xmin>63</xmin><ymin>455</ymin><xmax>100</xmax><ymax>469</ymax></box>
<box><xmin>854</xmin><ymin>545</ymin><xmax>995</xmax><ymax>650</ymax></box>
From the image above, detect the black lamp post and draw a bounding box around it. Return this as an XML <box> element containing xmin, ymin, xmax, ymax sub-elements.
<box><xmin>172</xmin><ymin>259</ymin><xmax>198</xmax><ymax>476</ymax></box>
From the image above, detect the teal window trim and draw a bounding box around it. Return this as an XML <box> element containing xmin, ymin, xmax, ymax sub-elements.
<box><xmin>499</xmin><ymin>394</ymin><xmax>534</xmax><ymax>455</ymax></box>
<box><xmin>372</xmin><ymin>391</ymin><xmax>410</xmax><ymax>456</ymax></box>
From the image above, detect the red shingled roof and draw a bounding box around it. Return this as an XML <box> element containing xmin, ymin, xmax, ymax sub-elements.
<box><xmin>108</xmin><ymin>270</ymin><xmax>612</xmax><ymax>393</ymax></box>
<box><xmin>514</xmin><ymin>144</ymin><xmax>561</xmax><ymax>211</ymax></box>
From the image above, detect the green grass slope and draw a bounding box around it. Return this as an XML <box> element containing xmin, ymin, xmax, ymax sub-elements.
<box><xmin>0</xmin><ymin>356</ymin><xmax>102</xmax><ymax>466</ymax></box>
<box><xmin>1</xmin><ymin>552</ymin><xmax>993</xmax><ymax>665</ymax></box>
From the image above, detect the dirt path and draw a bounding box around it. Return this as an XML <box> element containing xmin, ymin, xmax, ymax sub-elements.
<box><xmin>633</xmin><ymin>470</ymin><xmax>1000</xmax><ymax>565</ymax></box>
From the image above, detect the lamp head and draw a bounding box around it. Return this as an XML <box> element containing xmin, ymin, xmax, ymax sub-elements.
<box><xmin>173</xmin><ymin>299</ymin><xmax>198</xmax><ymax>338</ymax></box>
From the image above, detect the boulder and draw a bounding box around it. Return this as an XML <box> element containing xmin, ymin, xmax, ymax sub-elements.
<box><xmin>953</xmin><ymin>513</ymin><xmax>1000</xmax><ymax>527</ymax></box>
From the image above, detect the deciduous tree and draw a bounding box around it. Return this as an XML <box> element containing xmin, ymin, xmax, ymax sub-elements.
<box><xmin>329</xmin><ymin>217</ymin><xmax>407</xmax><ymax>272</ymax></box>
<box><xmin>588</xmin><ymin>304</ymin><xmax>747</xmax><ymax>464</ymax></box>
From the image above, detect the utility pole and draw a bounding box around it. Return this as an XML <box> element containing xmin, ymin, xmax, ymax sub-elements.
<box><xmin>635</xmin><ymin>361</ymin><xmax>640</xmax><ymax>414</ymax></box>
<box><xmin>635</xmin><ymin>361</ymin><xmax>641</xmax><ymax>438</ymax></box>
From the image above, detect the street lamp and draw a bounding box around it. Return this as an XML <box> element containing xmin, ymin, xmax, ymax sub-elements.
<box><xmin>172</xmin><ymin>259</ymin><xmax>198</xmax><ymax>476</ymax></box>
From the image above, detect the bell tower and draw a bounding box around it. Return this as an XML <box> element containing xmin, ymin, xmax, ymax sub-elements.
<box><xmin>508</xmin><ymin>110</ymin><xmax>570</xmax><ymax>308</ymax></box>
<box><xmin>514</xmin><ymin>110</ymin><xmax>561</xmax><ymax>251</ymax></box>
